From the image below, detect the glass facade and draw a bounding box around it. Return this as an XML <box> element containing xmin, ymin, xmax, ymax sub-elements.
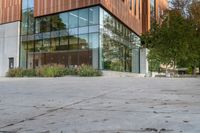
<box><xmin>99</xmin><ymin>8</ymin><xmax>140</xmax><ymax>72</ymax></box>
<box><xmin>20</xmin><ymin>3</ymin><xmax>140</xmax><ymax>72</ymax></box>
<box><xmin>150</xmin><ymin>0</ymin><xmax>156</xmax><ymax>24</ymax></box>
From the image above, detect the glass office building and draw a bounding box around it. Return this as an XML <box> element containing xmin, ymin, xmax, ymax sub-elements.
<box><xmin>20</xmin><ymin>1</ymin><xmax>141</xmax><ymax>73</ymax></box>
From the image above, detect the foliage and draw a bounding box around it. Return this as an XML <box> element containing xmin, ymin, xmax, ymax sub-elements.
<box><xmin>77</xmin><ymin>64</ymin><xmax>102</xmax><ymax>77</ymax></box>
<box><xmin>6</xmin><ymin>64</ymin><xmax>102</xmax><ymax>77</ymax></box>
<box><xmin>148</xmin><ymin>51</ymin><xmax>161</xmax><ymax>72</ymax></box>
<box><xmin>36</xmin><ymin>64</ymin><xmax>65</xmax><ymax>77</ymax></box>
<box><xmin>63</xmin><ymin>67</ymin><xmax>77</xmax><ymax>75</ymax></box>
<box><xmin>141</xmin><ymin>7</ymin><xmax>200</xmax><ymax>74</ymax></box>
<box><xmin>22</xmin><ymin>69</ymin><xmax>36</xmax><ymax>77</ymax></box>
<box><xmin>110</xmin><ymin>61</ymin><xmax>124</xmax><ymax>72</ymax></box>
<box><xmin>6</xmin><ymin>68</ymin><xmax>23</xmax><ymax>77</ymax></box>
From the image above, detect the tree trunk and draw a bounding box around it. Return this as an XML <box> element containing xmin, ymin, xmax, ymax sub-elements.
<box><xmin>199</xmin><ymin>66</ymin><xmax>200</xmax><ymax>74</ymax></box>
<box><xmin>192</xmin><ymin>66</ymin><xmax>196</xmax><ymax>75</ymax></box>
<box><xmin>173</xmin><ymin>59</ymin><xmax>176</xmax><ymax>77</ymax></box>
<box><xmin>199</xmin><ymin>63</ymin><xmax>200</xmax><ymax>74</ymax></box>
<box><xmin>165</xmin><ymin>65</ymin><xmax>168</xmax><ymax>75</ymax></box>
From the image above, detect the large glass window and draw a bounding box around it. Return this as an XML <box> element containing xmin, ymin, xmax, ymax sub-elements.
<box><xmin>27</xmin><ymin>9</ymin><xmax>34</xmax><ymax>35</ymax></box>
<box><xmin>79</xmin><ymin>34</ymin><xmax>89</xmax><ymax>50</ymax></box>
<box><xmin>22</xmin><ymin>0</ymin><xmax>34</xmax><ymax>10</ymax></box>
<box><xmin>35</xmin><ymin>40</ymin><xmax>43</xmax><ymax>52</ymax></box>
<box><xmin>51</xmin><ymin>37</ymin><xmax>60</xmax><ymax>51</ymax></box>
<box><xmin>20</xmin><ymin>6</ymin><xmax>141</xmax><ymax>72</ymax></box>
<box><xmin>51</xmin><ymin>13</ymin><xmax>68</xmax><ymax>31</ymax></box>
<box><xmin>69</xmin><ymin>11</ymin><xmax>78</xmax><ymax>28</ymax></box>
<box><xmin>21</xmin><ymin>9</ymin><xmax>34</xmax><ymax>35</ymax></box>
<box><xmin>27</xmin><ymin>41</ymin><xmax>34</xmax><ymax>69</ymax></box>
<box><xmin>89</xmin><ymin>33</ymin><xmax>99</xmax><ymax>68</ymax></box>
<box><xmin>22</xmin><ymin>0</ymin><xmax>28</xmax><ymax>10</ymax></box>
<box><xmin>59</xmin><ymin>12</ymin><xmax>69</xmax><ymax>29</ymax></box>
<box><xmin>79</xmin><ymin>9</ymin><xmax>89</xmax><ymax>27</ymax></box>
<box><xmin>100</xmin><ymin>7</ymin><xmax>141</xmax><ymax>72</ymax></box>
<box><xmin>69</xmin><ymin>35</ymin><xmax>79</xmax><ymax>50</ymax></box>
<box><xmin>35</xmin><ymin>17</ymin><xmax>51</xmax><ymax>33</ymax></box>
<box><xmin>28</xmin><ymin>0</ymin><xmax>34</xmax><ymax>9</ymax></box>
<box><xmin>43</xmin><ymin>39</ymin><xmax>51</xmax><ymax>52</ymax></box>
<box><xmin>51</xmin><ymin>15</ymin><xmax>61</xmax><ymax>31</ymax></box>
<box><xmin>21</xmin><ymin>10</ymin><xmax>28</xmax><ymax>35</ymax></box>
<box><xmin>20</xmin><ymin>42</ymin><xmax>27</xmax><ymax>68</ymax></box>
<box><xmin>89</xmin><ymin>7</ymin><xmax>99</xmax><ymax>25</ymax></box>
<box><xmin>59</xmin><ymin>30</ymin><xmax>69</xmax><ymax>51</ymax></box>
<box><xmin>150</xmin><ymin>0</ymin><xmax>156</xmax><ymax>24</ymax></box>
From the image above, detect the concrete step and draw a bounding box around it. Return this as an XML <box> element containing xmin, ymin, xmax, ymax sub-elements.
<box><xmin>102</xmin><ymin>70</ymin><xmax>145</xmax><ymax>77</ymax></box>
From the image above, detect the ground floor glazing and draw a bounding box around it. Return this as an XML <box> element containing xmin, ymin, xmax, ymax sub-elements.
<box><xmin>20</xmin><ymin>6</ymin><xmax>141</xmax><ymax>73</ymax></box>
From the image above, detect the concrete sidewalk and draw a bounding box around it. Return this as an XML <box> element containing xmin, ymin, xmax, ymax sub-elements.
<box><xmin>0</xmin><ymin>77</ymin><xmax>200</xmax><ymax>133</ymax></box>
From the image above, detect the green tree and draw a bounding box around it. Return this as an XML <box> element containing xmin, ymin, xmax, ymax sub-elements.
<box><xmin>143</xmin><ymin>0</ymin><xmax>200</xmax><ymax>75</ymax></box>
<box><xmin>177</xmin><ymin>0</ymin><xmax>200</xmax><ymax>74</ymax></box>
<box><xmin>142</xmin><ymin>10</ymin><xmax>192</xmax><ymax>73</ymax></box>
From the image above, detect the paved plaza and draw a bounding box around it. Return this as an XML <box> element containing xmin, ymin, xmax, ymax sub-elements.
<box><xmin>0</xmin><ymin>77</ymin><xmax>200</xmax><ymax>133</ymax></box>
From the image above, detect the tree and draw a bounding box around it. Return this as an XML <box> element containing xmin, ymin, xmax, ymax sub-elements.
<box><xmin>179</xmin><ymin>0</ymin><xmax>200</xmax><ymax>74</ymax></box>
<box><xmin>170</xmin><ymin>0</ymin><xmax>191</xmax><ymax>15</ymax></box>
<box><xmin>142</xmin><ymin>10</ymin><xmax>191</xmax><ymax>73</ymax></box>
<box><xmin>142</xmin><ymin>0</ymin><xmax>200</xmax><ymax>75</ymax></box>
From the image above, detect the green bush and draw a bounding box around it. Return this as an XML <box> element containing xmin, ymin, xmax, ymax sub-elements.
<box><xmin>36</xmin><ymin>64</ymin><xmax>65</xmax><ymax>77</ymax></box>
<box><xmin>6</xmin><ymin>64</ymin><xmax>102</xmax><ymax>77</ymax></box>
<box><xmin>110</xmin><ymin>61</ymin><xmax>124</xmax><ymax>72</ymax></box>
<box><xmin>6</xmin><ymin>68</ymin><xmax>23</xmax><ymax>77</ymax></box>
<box><xmin>22</xmin><ymin>69</ymin><xmax>36</xmax><ymax>77</ymax></box>
<box><xmin>63</xmin><ymin>67</ymin><xmax>77</xmax><ymax>75</ymax></box>
<box><xmin>77</xmin><ymin>64</ymin><xmax>102</xmax><ymax>77</ymax></box>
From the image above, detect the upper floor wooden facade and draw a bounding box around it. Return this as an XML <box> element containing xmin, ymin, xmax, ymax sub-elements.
<box><xmin>0</xmin><ymin>0</ymin><xmax>21</xmax><ymax>24</ymax></box>
<box><xmin>0</xmin><ymin>0</ymin><xmax>168</xmax><ymax>35</ymax></box>
<box><xmin>142</xmin><ymin>0</ymin><xmax>168</xmax><ymax>33</ymax></box>
<box><xmin>33</xmin><ymin>0</ymin><xmax>143</xmax><ymax>34</ymax></box>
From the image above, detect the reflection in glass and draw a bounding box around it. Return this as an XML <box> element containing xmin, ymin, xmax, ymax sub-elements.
<box><xmin>79</xmin><ymin>34</ymin><xmax>89</xmax><ymax>50</ymax></box>
<box><xmin>35</xmin><ymin>17</ymin><xmax>51</xmax><ymax>33</ymax></box>
<box><xmin>59</xmin><ymin>12</ymin><xmax>69</xmax><ymax>29</ymax></box>
<box><xmin>69</xmin><ymin>35</ymin><xmax>79</xmax><ymax>50</ymax></box>
<box><xmin>69</xmin><ymin>11</ymin><xmax>78</xmax><ymax>28</ymax></box>
<box><xmin>79</xmin><ymin>9</ymin><xmax>89</xmax><ymax>27</ymax></box>
<box><xmin>89</xmin><ymin>7</ymin><xmax>99</xmax><ymax>25</ymax></box>
<box><xmin>20</xmin><ymin>6</ymin><xmax>140</xmax><ymax>73</ymax></box>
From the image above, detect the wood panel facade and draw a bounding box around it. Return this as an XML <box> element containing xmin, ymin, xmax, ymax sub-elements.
<box><xmin>34</xmin><ymin>0</ymin><xmax>144</xmax><ymax>35</ymax></box>
<box><xmin>0</xmin><ymin>0</ymin><xmax>22</xmax><ymax>24</ymax></box>
<box><xmin>0</xmin><ymin>0</ymin><xmax>167</xmax><ymax>33</ymax></box>
<box><xmin>100</xmin><ymin>0</ymin><xmax>143</xmax><ymax>35</ymax></box>
<box><xmin>34</xmin><ymin>0</ymin><xmax>100</xmax><ymax>17</ymax></box>
<box><xmin>142</xmin><ymin>0</ymin><xmax>168</xmax><ymax>33</ymax></box>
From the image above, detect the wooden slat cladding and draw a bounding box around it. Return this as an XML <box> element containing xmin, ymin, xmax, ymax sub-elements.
<box><xmin>100</xmin><ymin>0</ymin><xmax>143</xmax><ymax>34</ymax></box>
<box><xmin>142</xmin><ymin>0</ymin><xmax>168</xmax><ymax>33</ymax></box>
<box><xmin>34</xmin><ymin>0</ymin><xmax>143</xmax><ymax>35</ymax></box>
<box><xmin>142</xmin><ymin>0</ymin><xmax>150</xmax><ymax>33</ymax></box>
<box><xmin>34</xmin><ymin>0</ymin><xmax>100</xmax><ymax>17</ymax></box>
<box><xmin>0</xmin><ymin>0</ymin><xmax>21</xmax><ymax>24</ymax></box>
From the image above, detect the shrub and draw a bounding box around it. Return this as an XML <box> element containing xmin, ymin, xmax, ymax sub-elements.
<box><xmin>6</xmin><ymin>68</ymin><xmax>23</xmax><ymax>77</ymax></box>
<box><xmin>22</xmin><ymin>69</ymin><xmax>36</xmax><ymax>77</ymax></box>
<box><xmin>110</xmin><ymin>61</ymin><xmax>124</xmax><ymax>72</ymax></box>
<box><xmin>6</xmin><ymin>64</ymin><xmax>102</xmax><ymax>77</ymax></box>
<box><xmin>77</xmin><ymin>64</ymin><xmax>102</xmax><ymax>77</ymax></box>
<box><xmin>36</xmin><ymin>64</ymin><xmax>65</xmax><ymax>77</ymax></box>
<box><xmin>63</xmin><ymin>67</ymin><xmax>77</xmax><ymax>76</ymax></box>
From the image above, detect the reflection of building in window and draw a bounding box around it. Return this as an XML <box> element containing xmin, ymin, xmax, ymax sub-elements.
<box><xmin>150</xmin><ymin>0</ymin><xmax>156</xmax><ymax>24</ymax></box>
<box><xmin>130</xmin><ymin>0</ymin><xmax>132</xmax><ymax>10</ymax></box>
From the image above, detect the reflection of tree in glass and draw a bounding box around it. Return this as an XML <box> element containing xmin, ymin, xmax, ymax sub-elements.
<box><xmin>21</xmin><ymin>9</ymin><xmax>34</xmax><ymax>35</ymax></box>
<box><xmin>51</xmin><ymin>15</ymin><xmax>67</xmax><ymax>31</ymax></box>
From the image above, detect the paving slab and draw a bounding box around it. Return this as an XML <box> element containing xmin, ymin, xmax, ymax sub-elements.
<box><xmin>0</xmin><ymin>77</ymin><xmax>200</xmax><ymax>133</ymax></box>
